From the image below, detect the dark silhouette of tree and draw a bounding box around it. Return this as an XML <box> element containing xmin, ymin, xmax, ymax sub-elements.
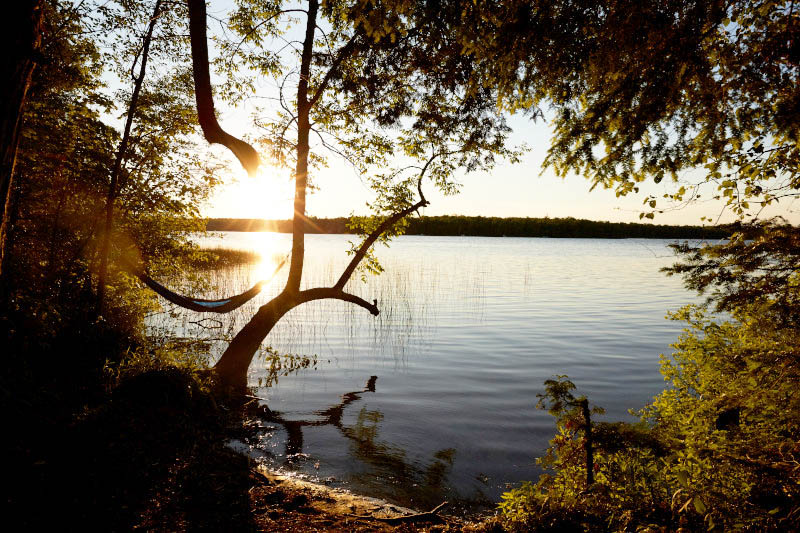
<box><xmin>3</xmin><ymin>0</ymin><xmax>221</xmax><ymax>401</ymax></box>
<box><xmin>205</xmin><ymin>215</ymin><xmax>729</xmax><ymax>239</ymax></box>
<box><xmin>0</xmin><ymin>1</ymin><xmax>45</xmax><ymax>280</ymax></box>
<box><xmin>174</xmin><ymin>0</ymin><xmax>519</xmax><ymax>389</ymax></box>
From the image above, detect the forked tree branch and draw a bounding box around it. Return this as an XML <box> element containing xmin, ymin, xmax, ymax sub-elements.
<box><xmin>188</xmin><ymin>0</ymin><xmax>260</xmax><ymax>175</ymax></box>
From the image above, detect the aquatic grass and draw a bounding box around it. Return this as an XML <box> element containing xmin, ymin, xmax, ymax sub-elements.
<box><xmin>145</xmin><ymin>239</ymin><xmax>491</xmax><ymax>386</ymax></box>
<box><xmin>189</xmin><ymin>247</ymin><xmax>262</xmax><ymax>270</ymax></box>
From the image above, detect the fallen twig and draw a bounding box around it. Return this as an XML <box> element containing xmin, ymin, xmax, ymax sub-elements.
<box><xmin>348</xmin><ymin>501</ymin><xmax>448</xmax><ymax>524</ymax></box>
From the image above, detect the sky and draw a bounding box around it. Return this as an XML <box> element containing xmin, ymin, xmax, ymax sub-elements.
<box><xmin>200</xmin><ymin>2</ymin><xmax>800</xmax><ymax>227</ymax></box>
<box><xmin>203</xmin><ymin>109</ymin><xmax>800</xmax><ymax>226</ymax></box>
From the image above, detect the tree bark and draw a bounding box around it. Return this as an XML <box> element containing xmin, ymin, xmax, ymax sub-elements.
<box><xmin>286</xmin><ymin>0</ymin><xmax>319</xmax><ymax>293</ymax></box>
<box><xmin>213</xmin><ymin>291</ymin><xmax>296</xmax><ymax>389</ymax></box>
<box><xmin>0</xmin><ymin>0</ymin><xmax>45</xmax><ymax>282</ymax></box>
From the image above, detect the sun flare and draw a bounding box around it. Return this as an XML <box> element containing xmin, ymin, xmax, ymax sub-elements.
<box><xmin>252</xmin><ymin>231</ymin><xmax>291</xmax><ymax>281</ymax></box>
<box><xmin>208</xmin><ymin>165</ymin><xmax>294</xmax><ymax>221</ymax></box>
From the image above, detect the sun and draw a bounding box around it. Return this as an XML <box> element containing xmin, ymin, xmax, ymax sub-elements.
<box><xmin>206</xmin><ymin>165</ymin><xmax>294</xmax><ymax>220</ymax></box>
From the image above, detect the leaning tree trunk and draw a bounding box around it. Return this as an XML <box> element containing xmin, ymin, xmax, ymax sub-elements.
<box><xmin>213</xmin><ymin>0</ymin><xmax>320</xmax><ymax>390</ymax></box>
<box><xmin>213</xmin><ymin>292</ymin><xmax>297</xmax><ymax>389</ymax></box>
<box><xmin>213</xmin><ymin>287</ymin><xmax>381</xmax><ymax>389</ymax></box>
<box><xmin>0</xmin><ymin>0</ymin><xmax>45</xmax><ymax>281</ymax></box>
<box><xmin>189</xmin><ymin>0</ymin><xmax>415</xmax><ymax>391</ymax></box>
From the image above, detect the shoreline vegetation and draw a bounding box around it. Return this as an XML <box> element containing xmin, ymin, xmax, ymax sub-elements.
<box><xmin>206</xmin><ymin>216</ymin><xmax>730</xmax><ymax>240</ymax></box>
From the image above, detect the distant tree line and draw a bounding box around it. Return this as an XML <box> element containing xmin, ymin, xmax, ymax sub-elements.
<box><xmin>206</xmin><ymin>215</ymin><xmax>731</xmax><ymax>239</ymax></box>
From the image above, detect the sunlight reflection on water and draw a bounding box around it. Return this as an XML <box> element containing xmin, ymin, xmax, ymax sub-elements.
<box><xmin>251</xmin><ymin>232</ymin><xmax>290</xmax><ymax>281</ymax></box>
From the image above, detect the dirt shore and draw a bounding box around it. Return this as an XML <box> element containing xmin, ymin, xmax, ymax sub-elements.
<box><xmin>242</xmin><ymin>464</ymin><xmax>501</xmax><ymax>532</ymax></box>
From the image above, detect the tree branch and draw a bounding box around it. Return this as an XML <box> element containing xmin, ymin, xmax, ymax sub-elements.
<box><xmin>228</xmin><ymin>9</ymin><xmax>308</xmax><ymax>62</ymax></box>
<box><xmin>97</xmin><ymin>0</ymin><xmax>163</xmax><ymax>311</ymax></box>
<box><xmin>334</xmin><ymin>196</ymin><xmax>428</xmax><ymax>291</ymax></box>
<box><xmin>333</xmin><ymin>151</ymin><xmax>446</xmax><ymax>290</ymax></box>
<box><xmin>350</xmin><ymin>502</ymin><xmax>448</xmax><ymax>524</ymax></box>
<box><xmin>308</xmin><ymin>35</ymin><xmax>358</xmax><ymax>108</ymax></box>
<box><xmin>286</xmin><ymin>0</ymin><xmax>319</xmax><ymax>292</ymax></box>
<box><xmin>188</xmin><ymin>0</ymin><xmax>260</xmax><ymax>176</ymax></box>
<box><xmin>298</xmin><ymin>287</ymin><xmax>379</xmax><ymax>315</ymax></box>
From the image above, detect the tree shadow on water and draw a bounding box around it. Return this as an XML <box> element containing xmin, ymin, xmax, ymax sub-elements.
<box><xmin>253</xmin><ymin>376</ymin><xmax>460</xmax><ymax>510</ymax></box>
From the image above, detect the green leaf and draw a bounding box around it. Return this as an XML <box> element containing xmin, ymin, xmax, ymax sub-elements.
<box><xmin>693</xmin><ymin>496</ymin><xmax>707</xmax><ymax>514</ymax></box>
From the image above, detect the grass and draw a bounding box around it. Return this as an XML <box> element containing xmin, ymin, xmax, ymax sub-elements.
<box><xmin>190</xmin><ymin>247</ymin><xmax>261</xmax><ymax>270</ymax></box>
<box><xmin>147</xmin><ymin>247</ymin><xmax>447</xmax><ymax>371</ymax></box>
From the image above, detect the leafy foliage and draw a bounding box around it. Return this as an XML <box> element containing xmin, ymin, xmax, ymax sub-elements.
<box><xmin>254</xmin><ymin>347</ymin><xmax>317</xmax><ymax>389</ymax></box>
<box><xmin>223</xmin><ymin>0</ymin><xmax>523</xmax><ymax>246</ymax></box>
<box><xmin>460</xmin><ymin>0</ymin><xmax>800</xmax><ymax>219</ymax></box>
<box><xmin>664</xmin><ymin>218</ymin><xmax>800</xmax><ymax>326</ymax></box>
<box><xmin>492</xmin><ymin>3</ymin><xmax>800</xmax><ymax>530</ymax></box>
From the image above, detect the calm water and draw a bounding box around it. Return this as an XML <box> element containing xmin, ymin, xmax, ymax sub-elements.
<box><xmin>151</xmin><ymin>233</ymin><xmax>697</xmax><ymax>512</ymax></box>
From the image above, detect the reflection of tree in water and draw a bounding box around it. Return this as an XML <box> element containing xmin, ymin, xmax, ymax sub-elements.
<box><xmin>256</xmin><ymin>376</ymin><xmax>457</xmax><ymax>507</ymax></box>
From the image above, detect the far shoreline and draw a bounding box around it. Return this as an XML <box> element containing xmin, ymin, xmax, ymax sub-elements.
<box><xmin>206</xmin><ymin>215</ymin><xmax>730</xmax><ymax>240</ymax></box>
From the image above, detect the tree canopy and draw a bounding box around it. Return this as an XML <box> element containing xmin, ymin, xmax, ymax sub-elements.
<box><xmin>458</xmin><ymin>0</ymin><xmax>800</xmax><ymax>220</ymax></box>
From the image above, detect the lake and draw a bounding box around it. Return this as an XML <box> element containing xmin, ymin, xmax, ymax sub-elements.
<box><xmin>149</xmin><ymin>233</ymin><xmax>696</xmax><ymax>513</ymax></box>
